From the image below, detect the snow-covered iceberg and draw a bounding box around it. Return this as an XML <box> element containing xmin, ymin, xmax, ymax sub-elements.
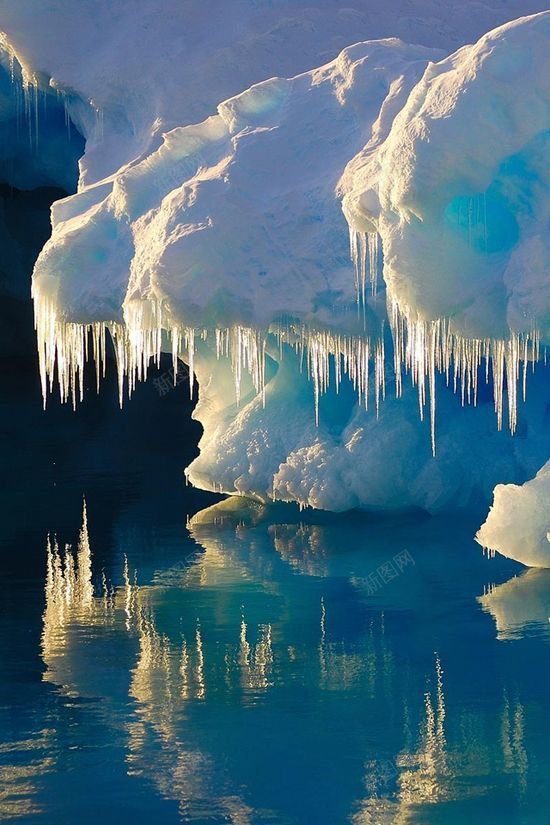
<box><xmin>342</xmin><ymin>15</ymin><xmax>550</xmax><ymax>342</ymax></box>
<box><xmin>0</xmin><ymin>2</ymin><xmax>548</xmax><ymax>554</ymax></box>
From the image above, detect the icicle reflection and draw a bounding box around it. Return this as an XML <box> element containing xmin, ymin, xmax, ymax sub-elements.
<box><xmin>353</xmin><ymin>657</ymin><xmax>529</xmax><ymax>823</ymax></box>
<box><xmin>38</xmin><ymin>501</ymin><xmax>544</xmax><ymax>822</ymax></box>
<box><xmin>0</xmin><ymin>732</ymin><xmax>56</xmax><ymax>821</ymax></box>
<box><xmin>41</xmin><ymin>499</ymin><xmax>95</xmax><ymax>673</ymax></box>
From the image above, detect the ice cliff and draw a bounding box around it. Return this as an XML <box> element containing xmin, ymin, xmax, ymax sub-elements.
<box><xmin>0</xmin><ymin>1</ymin><xmax>548</xmax><ymax>564</ymax></box>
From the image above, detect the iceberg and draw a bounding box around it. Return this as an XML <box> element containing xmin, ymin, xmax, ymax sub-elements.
<box><xmin>342</xmin><ymin>15</ymin><xmax>550</xmax><ymax>342</ymax></box>
<box><xmin>477</xmin><ymin>461</ymin><xmax>550</xmax><ymax>567</ymax></box>
<box><xmin>0</xmin><ymin>2</ymin><xmax>548</xmax><ymax>556</ymax></box>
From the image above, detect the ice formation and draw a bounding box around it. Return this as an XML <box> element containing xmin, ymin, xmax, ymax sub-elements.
<box><xmin>0</xmin><ymin>2</ymin><xmax>548</xmax><ymax>556</ymax></box>
<box><xmin>341</xmin><ymin>14</ymin><xmax>550</xmax><ymax>341</ymax></box>
<box><xmin>476</xmin><ymin>461</ymin><xmax>550</xmax><ymax>567</ymax></box>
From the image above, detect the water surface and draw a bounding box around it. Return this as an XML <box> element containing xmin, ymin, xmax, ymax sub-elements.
<box><xmin>1</xmin><ymin>360</ymin><xmax>550</xmax><ymax>825</ymax></box>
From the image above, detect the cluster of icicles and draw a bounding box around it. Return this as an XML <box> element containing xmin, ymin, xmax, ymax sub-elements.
<box><xmin>34</xmin><ymin>231</ymin><xmax>543</xmax><ymax>454</ymax></box>
<box><xmin>0</xmin><ymin>37</ymin><xmax>72</xmax><ymax>146</ymax></box>
<box><xmin>349</xmin><ymin>227</ymin><xmax>382</xmax><ymax>302</ymax></box>
<box><xmin>0</xmin><ymin>34</ymin><xmax>45</xmax><ymax>148</ymax></box>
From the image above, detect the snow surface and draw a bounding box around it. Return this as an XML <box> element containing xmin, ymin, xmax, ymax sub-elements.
<box><xmin>341</xmin><ymin>13</ymin><xmax>550</xmax><ymax>343</ymax></box>
<box><xmin>0</xmin><ymin>1</ymin><xmax>548</xmax><ymax>560</ymax></box>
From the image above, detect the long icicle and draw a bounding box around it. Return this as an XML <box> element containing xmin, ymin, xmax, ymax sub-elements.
<box><xmin>33</xmin><ymin>284</ymin><xmax>541</xmax><ymax>452</ymax></box>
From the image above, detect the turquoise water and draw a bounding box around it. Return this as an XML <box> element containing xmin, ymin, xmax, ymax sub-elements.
<box><xmin>1</xmin><ymin>361</ymin><xmax>550</xmax><ymax>824</ymax></box>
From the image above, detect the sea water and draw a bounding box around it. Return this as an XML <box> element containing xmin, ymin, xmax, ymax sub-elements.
<box><xmin>1</xmin><ymin>359</ymin><xmax>550</xmax><ymax>825</ymax></box>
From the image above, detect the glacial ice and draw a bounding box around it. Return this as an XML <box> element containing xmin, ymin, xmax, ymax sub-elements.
<box><xmin>341</xmin><ymin>14</ymin><xmax>550</xmax><ymax>344</ymax></box>
<box><xmin>0</xmin><ymin>2</ymin><xmax>548</xmax><ymax>559</ymax></box>
<box><xmin>477</xmin><ymin>461</ymin><xmax>550</xmax><ymax>568</ymax></box>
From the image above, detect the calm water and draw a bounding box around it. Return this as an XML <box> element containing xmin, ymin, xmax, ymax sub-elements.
<box><xmin>1</xmin><ymin>358</ymin><xmax>550</xmax><ymax>825</ymax></box>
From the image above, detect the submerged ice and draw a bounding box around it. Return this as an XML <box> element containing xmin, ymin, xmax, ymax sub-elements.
<box><xmin>0</xmin><ymin>3</ymin><xmax>548</xmax><ymax>560</ymax></box>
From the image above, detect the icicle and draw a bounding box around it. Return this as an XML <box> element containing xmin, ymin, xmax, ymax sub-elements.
<box><xmin>187</xmin><ymin>329</ymin><xmax>195</xmax><ymax>398</ymax></box>
<box><xmin>388</xmin><ymin>300</ymin><xmax>540</xmax><ymax>448</ymax></box>
<box><xmin>349</xmin><ymin>228</ymin><xmax>382</xmax><ymax>316</ymax></box>
<box><xmin>33</xmin><ymin>278</ymin><xmax>542</xmax><ymax>456</ymax></box>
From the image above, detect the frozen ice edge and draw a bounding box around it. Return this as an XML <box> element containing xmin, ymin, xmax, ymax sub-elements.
<box><xmin>34</xmin><ymin>282</ymin><xmax>544</xmax><ymax>459</ymax></box>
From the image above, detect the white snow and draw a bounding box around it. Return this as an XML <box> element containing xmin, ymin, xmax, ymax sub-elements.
<box><xmin>341</xmin><ymin>13</ymin><xmax>550</xmax><ymax>344</ymax></box>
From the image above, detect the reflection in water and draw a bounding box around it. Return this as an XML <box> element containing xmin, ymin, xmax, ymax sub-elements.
<box><xmin>32</xmin><ymin>498</ymin><xmax>550</xmax><ymax>822</ymax></box>
<box><xmin>2</xmin><ymin>502</ymin><xmax>96</xmax><ymax>820</ymax></box>
<box><xmin>0</xmin><ymin>732</ymin><xmax>56</xmax><ymax>821</ymax></box>
<box><xmin>40</xmin><ymin>503</ymin><xmax>272</xmax><ymax>821</ymax></box>
<box><xmin>500</xmin><ymin>692</ymin><xmax>528</xmax><ymax>794</ymax></box>
<box><xmin>479</xmin><ymin>568</ymin><xmax>550</xmax><ymax>640</ymax></box>
<box><xmin>352</xmin><ymin>656</ymin><xmax>448</xmax><ymax>824</ymax></box>
<box><xmin>42</xmin><ymin>500</ymin><xmax>94</xmax><ymax>674</ymax></box>
<box><xmin>396</xmin><ymin>655</ymin><xmax>449</xmax><ymax>807</ymax></box>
